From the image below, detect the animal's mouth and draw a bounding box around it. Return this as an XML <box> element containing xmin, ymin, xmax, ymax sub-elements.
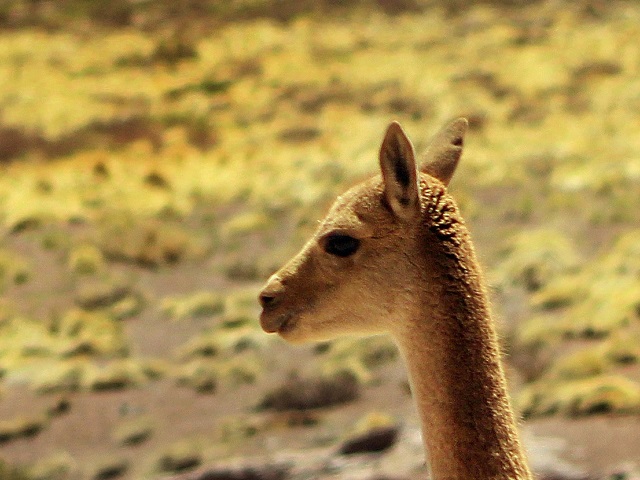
<box><xmin>277</xmin><ymin>312</ymin><xmax>297</xmax><ymax>334</ymax></box>
<box><xmin>259</xmin><ymin>309</ymin><xmax>297</xmax><ymax>335</ymax></box>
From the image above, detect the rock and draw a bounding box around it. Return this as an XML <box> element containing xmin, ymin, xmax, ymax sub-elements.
<box><xmin>338</xmin><ymin>426</ymin><xmax>400</xmax><ymax>455</ymax></box>
<box><xmin>166</xmin><ymin>463</ymin><xmax>291</xmax><ymax>480</ymax></box>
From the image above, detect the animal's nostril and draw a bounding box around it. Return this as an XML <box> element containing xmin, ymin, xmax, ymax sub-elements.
<box><xmin>259</xmin><ymin>292</ymin><xmax>278</xmax><ymax>309</ymax></box>
<box><xmin>259</xmin><ymin>278</ymin><xmax>285</xmax><ymax>310</ymax></box>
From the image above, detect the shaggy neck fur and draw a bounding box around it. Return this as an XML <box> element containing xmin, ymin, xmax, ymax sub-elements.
<box><xmin>394</xmin><ymin>183</ymin><xmax>532</xmax><ymax>480</ymax></box>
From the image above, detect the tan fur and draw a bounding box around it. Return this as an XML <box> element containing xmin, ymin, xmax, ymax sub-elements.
<box><xmin>259</xmin><ymin>119</ymin><xmax>533</xmax><ymax>480</ymax></box>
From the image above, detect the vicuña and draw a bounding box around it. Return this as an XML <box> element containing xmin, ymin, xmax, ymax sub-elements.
<box><xmin>259</xmin><ymin>119</ymin><xmax>532</xmax><ymax>479</ymax></box>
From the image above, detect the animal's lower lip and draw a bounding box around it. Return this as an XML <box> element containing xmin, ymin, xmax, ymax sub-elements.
<box><xmin>260</xmin><ymin>311</ymin><xmax>279</xmax><ymax>333</ymax></box>
<box><xmin>260</xmin><ymin>310</ymin><xmax>296</xmax><ymax>334</ymax></box>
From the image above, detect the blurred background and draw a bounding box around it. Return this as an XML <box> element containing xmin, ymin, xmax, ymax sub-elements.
<box><xmin>0</xmin><ymin>0</ymin><xmax>639</xmax><ymax>479</ymax></box>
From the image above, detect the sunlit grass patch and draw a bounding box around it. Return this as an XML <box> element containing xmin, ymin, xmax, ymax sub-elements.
<box><xmin>53</xmin><ymin>309</ymin><xmax>129</xmax><ymax>358</ymax></box>
<box><xmin>219</xmin><ymin>211</ymin><xmax>273</xmax><ymax>239</ymax></box>
<box><xmin>112</xmin><ymin>416</ymin><xmax>155</xmax><ymax>446</ymax></box>
<box><xmin>514</xmin><ymin>314</ymin><xmax>565</xmax><ymax>352</ymax></box>
<box><xmin>518</xmin><ymin>375</ymin><xmax>640</xmax><ymax>418</ymax></box>
<box><xmin>556</xmin><ymin>277</ymin><xmax>640</xmax><ymax>339</ymax></box>
<box><xmin>513</xmin><ymin>228</ymin><xmax>640</xmax><ymax>404</ymax></box>
<box><xmin>516</xmin><ymin>230</ymin><xmax>640</xmax><ymax>341</ymax></box>
<box><xmin>25</xmin><ymin>452</ymin><xmax>77</xmax><ymax>480</ymax></box>
<box><xmin>32</xmin><ymin>357</ymin><xmax>165</xmax><ymax>394</ymax></box>
<box><xmin>82</xmin><ymin>359</ymin><xmax>160</xmax><ymax>391</ymax></box>
<box><xmin>221</xmin><ymin>290</ymin><xmax>259</xmax><ymax>328</ymax></box>
<box><xmin>218</xmin><ymin>415</ymin><xmax>263</xmax><ymax>444</ymax></box>
<box><xmin>160</xmin><ymin>291</ymin><xmax>224</xmax><ymax>321</ymax></box>
<box><xmin>153</xmin><ymin>439</ymin><xmax>203</xmax><ymax>474</ymax></box>
<box><xmin>175</xmin><ymin>342</ymin><xmax>263</xmax><ymax>391</ymax></box>
<box><xmin>316</xmin><ymin>336</ymin><xmax>398</xmax><ymax>384</ymax></box>
<box><xmin>0</xmin><ymin>414</ymin><xmax>48</xmax><ymax>444</ymax></box>
<box><xmin>0</xmin><ymin>315</ymin><xmax>52</xmax><ymax>360</ymax></box>
<box><xmin>529</xmin><ymin>276</ymin><xmax>587</xmax><ymax>311</ymax></box>
<box><xmin>542</xmin><ymin>347</ymin><xmax>610</xmax><ymax>382</ymax></box>
<box><xmin>493</xmin><ymin>229</ymin><xmax>581</xmax><ymax>292</ymax></box>
<box><xmin>176</xmin><ymin>356</ymin><xmax>254</xmax><ymax>391</ymax></box>
<box><xmin>602</xmin><ymin>327</ymin><xmax>640</xmax><ymax>365</ymax></box>
<box><xmin>97</xmin><ymin>212</ymin><xmax>209</xmax><ymax>268</ymax></box>
<box><xmin>30</xmin><ymin>360</ymin><xmax>86</xmax><ymax>394</ymax></box>
<box><xmin>67</xmin><ymin>243</ymin><xmax>105</xmax><ymax>275</ymax></box>
<box><xmin>74</xmin><ymin>278</ymin><xmax>137</xmax><ymax>310</ymax></box>
<box><xmin>524</xmin><ymin>231</ymin><xmax>640</xmax><ymax>340</ymax></box>
<box><xmin>0</xmin><ymin>250</ymin><xmax>31</xmax><ymax>289</ymax></box>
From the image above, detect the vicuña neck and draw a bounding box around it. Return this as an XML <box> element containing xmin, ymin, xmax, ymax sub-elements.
<box><xmin>395</xmin><ymin>231</ymin><xmax>532</xmax><ymax>480</ymax></box>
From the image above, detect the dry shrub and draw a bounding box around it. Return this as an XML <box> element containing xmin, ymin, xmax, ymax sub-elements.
<box><xmin>67</xmin><ymin>244</ymin><xmax>105</xmax><ymax>275</ymax></box>
<box><xmin>259</xmin><ymin>372</ymin><xmax>360</xmax><ymax>411</ymax></box>
<box><xmin>0</xmin><ymin>415</ymin><xmax>48</xmax><ymax>444</ymax></box>
<box><xmin>83</xmin><ymin>360</ymin><xmax>158</xmax><ymax>391</ymax></box>
<box><xmin>31</xmin><ymin>361</ymin><xmax>86</xmax><ymax>394</ymax></box>
<box><xmin>155</xmin><ymin>441</ymin><xmax>202</xmax><ymax>474</ymax></box>
<box><xmin>176</xmin><ymin>359</ymin><xmax>218</xmax><ymax>394</ymax></box>
<box><xmin>113</xmin><ymin>417</ymin><xmax>155</xmax><ymax>446</ymax></box>
<box><xmin>89</xmin><ymin>457</ymin><xmax>129</xmax><ymax>480</ymax></box>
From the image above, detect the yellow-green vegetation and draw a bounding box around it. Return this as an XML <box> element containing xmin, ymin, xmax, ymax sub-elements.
<box><xmin>219</xmin><ymin>415</ymin><xmax>263</xmax><ymax>444</ymax></box>
<box><xmin>514</xmin><ymin>230</ymin><xmax>640</xmax><ymax>417</ymax></box>
<box><xmin>32</xmin><ymin>358</ymin><xmax>166</xmax><ymax>394</ymax></box>
<box><xmin>518</xmin><ymin>375</ymin><xmax>640</xmax><ymax>418</ymax></box>
<box><xmin>317</xmin><ymin>336</ymin><xmax>398</xmax><ymax>384</ymax></box>
<box><xmin>0</xmin><ymin>307</ymin><xmax>143</xmax><ymax>393</ymax></box>
<box><xmin>0</xmin><ymin>311</ymin><xmax>115</xmax><ymax>364</ymax></box>
<box><xmin>0</xmin><ymin>250</ymin><xmax>30</xmax><ymax>289</ymax></box>
<box><xmin>175</xmin><ymin>332</ymin><xmax>264</xmax><ymax>391</ymax></box>
<box><xmin>154</xmin><ymin>440</ymin><xmax>203</xmax><ymax>474</ymax></box>
<box><xmin>74</xmin><ymin>278</ymin><xmax>146</xmax><ymax>320</ymax></box>
<box><xmin>67</xmin><ymin>243</ymin><xmax>105</xmax><ymax>275</ymax></box>
<box><xmin>0</xmin><ymin>414</ymin><xmax>48</xmax><ymax>443</ymax></box>
<box><xmin>350</xmin><ymin>411</ymin><xmax>397</xmax><ymax>436</ymax></box>
<box><xmin>54</xmin><ymin>309</ymin><xmax>129</xmax><ymax>357</ymax></box>
<box><xmin>169</xmin><ymin>288</ymin><xmax>267</xmax><ymax>390</ymax></box>
<box><xmin>493</xmin><ymin>229</ymin><xmax>581</xmax><ymax>292</ymax></box>
<box><xmin>30</xmin><ymin>360</ymin><xmax>86</xmax><ymax>394</ymax></box>
<box><xmin>82</xmin><ymin>359</ymin><xmax>159</xmax><ymax>391</ymax></box>
<box><xmin>0</xmin><ymin>2</ymin><xmax>638</xmax><ymax>233</ymax></box>
<box><xmin>97</xmin><ymin>213</ymin><xmax>209</xmax><ymax>268</ymax></box>
<box><xmin>0</xmin><ymin>461</ymin><xmax>27</xmax><ymax>480</ymax></box>
<box><xmin>176</xmin><ymin>359</ymin><xmax>219</xmax><ymax>394</ymax></box>
<box><xmin>161</xmin><ymin>291</ymin><xmax>224</xmax><ymax>321</ymax></box>
<box><xmin>112</xmin><ymin>416</ymin><xmax>155</xmax><ymax>446</ymax></box>
<box><xmin>25</xmin><ymin>452</ymin><xmax>76</xmax><ymax>480</ymax></box>
<box><xmin>517</xmin><ymin>230</ymin><xmax>640</xmax><ymax>346</ymax></box>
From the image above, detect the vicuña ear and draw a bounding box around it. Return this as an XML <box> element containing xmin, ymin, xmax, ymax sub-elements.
<box><xmin>379</xmin><ymin>121</ymin><xmax>419</xmax><ymax>220</ymax></box>
<box><xmin>421</xmin><ymin>117</ymin><xmax>468</xmax><ymax>186</ymax></box>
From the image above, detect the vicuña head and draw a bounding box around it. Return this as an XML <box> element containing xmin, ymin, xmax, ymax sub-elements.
<box><xmin>259</xmin><ymin>119</ymin><xmax>532</xmax><ymax>480</ymax></box>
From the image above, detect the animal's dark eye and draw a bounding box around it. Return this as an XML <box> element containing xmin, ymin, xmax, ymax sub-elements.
<box><xmin>324</xmin><ymin>234</ymin><xmax>360</xmax><ymax>257</ymax></box>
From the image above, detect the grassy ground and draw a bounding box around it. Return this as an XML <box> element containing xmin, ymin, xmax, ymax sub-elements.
<box><xmin>1</xmin><ymin>0</ymin><xmax>640</xmax><ymax>478</ymax></box>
